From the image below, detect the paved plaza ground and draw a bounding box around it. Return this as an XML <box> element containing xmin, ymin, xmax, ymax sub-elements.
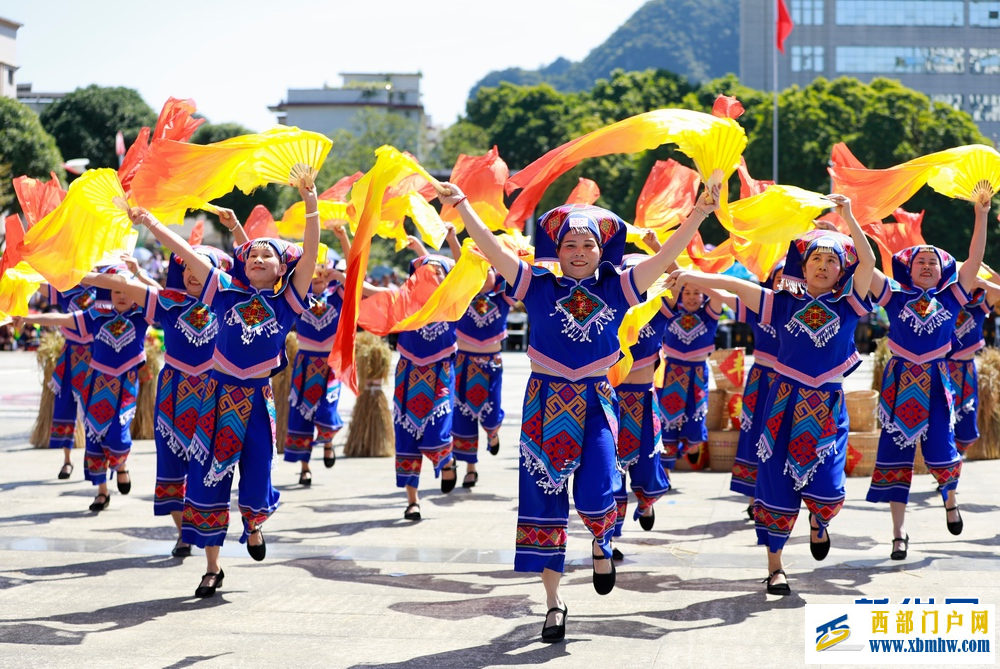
<box><xmin>0</xmin><ymin>349</ymin><xmax>998</xmax><ymax>668</ymax></box>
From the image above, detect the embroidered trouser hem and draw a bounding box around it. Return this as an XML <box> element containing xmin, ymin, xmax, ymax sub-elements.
<box><xmin>866</xmin><ymin>435</ymin><xmax>962</xmax><ymax>505</ymax></box>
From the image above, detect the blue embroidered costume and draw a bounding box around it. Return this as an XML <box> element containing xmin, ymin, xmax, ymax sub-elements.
<box><xmin>507</xmin><ymin>205</ymin><xmax>643</xmax><ymax>572</ymax></box>
<box><xmin>752</xmin><ymin>231</ymin><xmax>871</xmax><ymax>553</ymax></box>
<box><xmin>947</xmin><ymin>288</ymin><xmax>991</xmax><ymax>454</ymax></box>
<box><xmin>450</xmin><ymin>283</ymin><xmax>513</xmax><ymax>462</ymax></box>
<box><xmin>152</xmin><ymin>247</ymin><xmax>230</xmax><ymax>516</ymax></box>
<box><xmin>658</xmin><ymin>294</ymin><xmax>720</xmax><ymax>467</ymax></box>
<box><xmin>182</xmin><ymin>239</ymin><xmax>308</xmax><ymax>548</ymax></box>
<box><xmin>71</xmin><ymin>274</ymin><xmax>156</xmax><ymax>487</ymax></box>
<box><xmin>393</xmin><ymin>256</ymin><xmax>459</xmax><ymax>489</ymax></box>
<box><xmin>730</xmin><ymin>262</ymin><xmax>784</xmax><ymax>498</ymax></box>
<box><xmin>284</xmin><ymin>282</ymin><xmax>344</xmax><ymax>462</ymax></box>
<box><xmin>867</xmin><ymin>246</ymin><xmax>969</xmax><ymax>505</ymax></box>
<box><xmin>44</xmin><ymin>285</ymin><xmax>96</xmax><ymax>450</ymax></box>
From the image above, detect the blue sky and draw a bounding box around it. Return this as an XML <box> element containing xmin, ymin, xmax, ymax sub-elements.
<box><xmin>3</xmin><ymin>0</ymin><xmax>648</xmax><ymax>130</ymax></box>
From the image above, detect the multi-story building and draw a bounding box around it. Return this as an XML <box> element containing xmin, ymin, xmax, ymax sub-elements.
<box><xmin>740</xmin><ymin>0</ymin><xmax>1000</xmax><ymax>142</ymax></box>
<box><xmin>270</xmin><ymin>72</ymin><xmax>427</xmax><ymax>142</ymax></box>
<box><xmin>15</xmin><ymin>83</ymin><xmax>65</xmax><ymax>114</ymax></box>
<box><xmin>0</xmin><ymin>17</ymin><xmax>21</xmax><ymax>100</ymax></box>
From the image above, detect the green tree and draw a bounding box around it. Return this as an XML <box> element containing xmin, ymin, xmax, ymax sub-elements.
<box><xmin>190</xmin><ymin>122</ymin><xmax>282</xmax><ymax>228</ymax></box>
<box><xmin>39</xmin><ymin>85</ymin><xmax>155</xmax><ymax>176</ymax></box>
<box><xmin>0</xmin><ymin>97</ymin><xmax>65</xmax><ymax>211</ymax></box>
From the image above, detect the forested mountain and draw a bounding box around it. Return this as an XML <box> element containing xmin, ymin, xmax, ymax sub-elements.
<box><xmin>471</xmin><ymin>0</ymin><xmax>738</xmax><ymax>96</ymax></box>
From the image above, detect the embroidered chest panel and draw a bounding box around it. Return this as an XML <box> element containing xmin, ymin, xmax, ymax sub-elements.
<box><xmin>900</xmin><ymin>292</ymin><xmax>951</xmax><ymax>335</ymax></box>
<box><xmin>638</xmin><ymin>322</ymin><xmax>656</xmax><ymax>340</ymax></box>
<box><xmin>786</xmin><ymin>299</ymin><xmax>840</xmax><ymax>347</ymax></box>
<box><xmin>177</xmin><ymin>302</ymin><xmax>218</xmax><ymax>346</ymax></box>
<box><xmin>668</xmin><ymin>310</ymin><xmax>707</xmax><ymax>346</ymax></box>
<box><xmin>955</xmin><ymin>308</ymin><xmax>976</xmax><ymax>340</ymax></box>
<box><xmin>551</xmin><ymin>286</ymin><xmax>615</xmax><ymax>343</ymax></box>
<box><xmin>97</xmin><ymin>315</ymin><xmax>137</xmax><ymax>353</ymax></box>
<box><xmin>465</xmin><ymin>295</ymin><xmax>501</xmax><ymax>329</ymax></box>
<box><xmin>226</xmin><ymin>295</ymin><xmax>280</xmax><ymax>345</ymax></box>
<box><xmin>418</xmin><ymin>321</ymin><xmax>450</xmax><ymax>341</ymax></box>
<box><xmin>71</xmin><ymin>292</ymin><xmax>95</xmax><ymax>311</ymax></box>
<box><xmin>302</xmin><ymin>298</ymin><xmax>339</xmax><ymax>332</ymax></box>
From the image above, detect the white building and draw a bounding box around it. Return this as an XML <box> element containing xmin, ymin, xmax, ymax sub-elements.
<box><xmin>270</xmin><ymin>72</ymin><xmax>428</xmax><ymax>143</ymax></box>
<box><xmin>0</xmin><ymin>17</ymin><xmax>21</xmax><ymax>99</ymax></box>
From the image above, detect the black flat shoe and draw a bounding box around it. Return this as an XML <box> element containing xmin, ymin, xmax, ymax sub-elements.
<box><xmin>685</xmin><ymin>446</ymin><xmax>701</xmax><ymax>464</ymax></box>
<box><xmin>171</xmin><ymin>540</ymin><xmax>192</xmax><ymax>558</ymax></box>
<box><xmin>89</xmin><ymin>493</ymin><xmax>110</xmax><ymax>512</ymax></box>
<box><xmin>638</xmin><ymin>507</ymin><xmax>655</xmax><ymax>531</ymax></box>
<box><xmin>58</xmin><ymin>462</ymin><xmax>73</xmax><ymax>480</ymax></box>
<box><xmin>462</xmin><ymin>471</ymin><xmax>478</xmax><ymax>488</ymax></box>
<box><xmin>194</xmin><ymin>569</ymin><xmax>224</xmax><ymax>598</ymax></box>
<box><xmin>440</xmin><ymin>462</ymin><xmax>458</xmax><ymax>494</ymax></box>
<box><xmin>247</xmin><ymin>528</ymin><xmax>266</xmax><ymax>562</ymax></box>
<box><xmin>323</xmin><ymin>446</ymin><xmax>336</xmax><ymax>469</ymax></box>
<box><xmin>592</xmin><ymin>546</ymin><xmax>617</xmax><ymax>595</ymax></box>
<box><xmin>946</xmin><ymin>505</ymin><xmax>963</xmax><ymax>535</ymax></box>
<box><xmin>611</xmin><ymin>547</ymin><xmax>625</xmax><ymax>562</ymax></box>
<box><xmin>763</xmin><ymin>569</ymin><xmax>791</xmax><ymax>596</ymax></box>
<box><xmin>746</xmin><ymin>504</ymin><xmax>755</xmax><ymax>521</ymax></box>
<box><xmin>404</xmin><ymin>503</ymin><xmax>421</xmax><ymax>521</ymax></box>
<box><xmin>487</xmin><ymin>434</ymin><xmax>500</xmax><ymax>456</ymax></box>
<box><xmin>116</xmin><ymin>470</ymin><xmax>131</xmax><ymax>495</ymax></box>
<box><xmin>809</xmin><ymin>513</ymin><xmax>831</xmax><ymax>562</ymax></box>
<box><xmin>890</xmin><ymin>534</ymin><xmax>909</xmax><ymax>561</ymax></box>
<box><xmin>299</xmin><ymin>470</ymin><xmax>312</xmax><ymax>487</ymax></box>
<box><xmin>541</xmin><ymin>605</ymin><xmax>567</xmax><ymax>643</ymax></box>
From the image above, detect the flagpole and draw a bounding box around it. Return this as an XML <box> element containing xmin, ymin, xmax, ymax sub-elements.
<box><xmin>772</xmin><ymin>0</ymin><xmax>779</xmax><ymax>183</ymax></box>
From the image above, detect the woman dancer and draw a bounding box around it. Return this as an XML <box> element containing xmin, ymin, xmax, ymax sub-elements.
<box><xmin>658</xmin><ymin>283</ymin><xmax>724</xmax><ymax>471</ymax></box>
<box><xmin>866</xmin><ymin>200</ymin><xmax>988</xmax><ymax>559</ymax></box>
<box><xmin>666</xmin><ymin>194</ymin><xmax>875</xmax><ymax>595</ymax></box>
<box><xmin>284</xmin><ymin>226</ymin><xmax>352</xmax><ymax>486</ymax></box>
<box><xmin>129</xmin><ymin>183</ymin><xmax>320</xmax><ymax>597</ymax></box>
<box><xmin>443</xmin><ymin>179</ymin><xmax>720</xmax><ymax>641</ymax></box>
<box><xmin>947</xmin><ymin>271</ymin><xmax>997</xmax><ymax>456</ymax></box>
<box><xmin>451</xmin><ymin>265</ymin><xmax>514</xmax><ymax>488</ymax></box>
<box><xmin>609</xmin><ymin>253</ymin><xmax>671</xmax><ymax>558</ymax></box>
<box><xmin>20</xmin><ymin>266</ymin><xmax>159</xmax><ymax>512</ymax></box>
<box><xmin>41</xmin><ymin>283</ymin><xmax>96</xmax><ymax>479</ymax></box>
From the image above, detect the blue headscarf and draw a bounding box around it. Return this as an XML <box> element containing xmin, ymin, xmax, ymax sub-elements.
<box><xmin>231</xmin><ymin>238</ymin><xmax>303</xmax><ymax>294</ymax></box>
<box><xmin>165</xmin><ymin>245</ymin><xmax>234</xmax><ymax>291</ymax></box>
<box><xmin>781</xmin><ymin>230</ymin><xmax>858</xmax><ymax>299</ymax></box>
<box><xmin>891</xmin><ymin>245</ymin><xmax>957</xmax><ymax>292</ymax></box>
<box><xmin>534</xmin><ymin>204</ymin><xmax>628</xmax><ymax>267</ymax></box>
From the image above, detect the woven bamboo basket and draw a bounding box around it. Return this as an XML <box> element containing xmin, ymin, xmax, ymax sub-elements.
<box><xmin>705</xmin><ymin>390</ymin><xmax>725</xmax><ymax>431</ymax></box>
<box><xmin>845</xmin><ymin>431</ymin><xmax>879</xmax><ymax>477</ymax></box>
<box><xmin>708</xmin><ymin>348</ymin><xmax>741</xmax><ymax>392</ymax></box>
<box><xmin>708</xmin><ymin>430</ymin><xmax>739</xmax><ymax>472</ymax></box>
<box><xmin>845</xmin><ymin>389</ymin><xmax>879</xmax><ymax>434</ymax></box>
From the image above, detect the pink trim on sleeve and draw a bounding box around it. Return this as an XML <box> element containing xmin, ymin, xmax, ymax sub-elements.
<box><xmin>285</xmin><ymin>286</ymin><xmax>308</xmax><ymax>315</ymax></box>
<box><xmin>143</xmin><ymin>287</ymin><xmax>159</xmax><ymax>325</ymax></box>
<box><xmin>511</xmin><ymin>260</ymin><xmax>531</xmax><ymax>302</ymax></box>
<box><xmin>758</xmin><ymin>290</ymin><xmax>774</xmax><ymax>327</ymax></box>
<box><xmin>621</xmin><ymin>268</ymin><xmax>642</xmax><ymax>307</ymax></box>
<box><xmin>201</xmin><ymin>268</ymin><xmax>221</xmax><ymax>306</ymax></box>
<box><xmin>950</xmin><ymin>282</ymin><xmax>971</xmax><ymax>307</ymax></box>
<box><xmin>875</xmin><ymin>281</ymin><xmax>892</xmax><ymax>307</ymax></box>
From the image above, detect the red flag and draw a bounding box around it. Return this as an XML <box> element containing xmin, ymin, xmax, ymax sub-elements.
<box><xmin>115</xmin><ymin>131</ymin><xmax>126</xmax><ymax>158</ymax></box>
<box><xmin>188</xmin><ymin>218</ymin><xmax>205</xmax><ymax>245</ymax></box>
<box><xmin>776</xmin><ymin>0</ymin><xmax>794</xmax><ymax>54</ymax></box>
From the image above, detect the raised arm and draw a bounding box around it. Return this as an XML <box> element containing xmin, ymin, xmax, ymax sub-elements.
<box><xmin>704</xmin><ymin>287</ymin><xmax>737</xmax><ymax>314</ymax></box>
<box><xmin>333</xmin><ymin>225</ymin><xmax>352</xmax><ymax>259</ymax></box>
<box><xmin>666</xmin><ymin>269</ymin><xmax>764</xmax><ymax>315</ymax></box>
<box><xmin>958</xmin><ymin>201</ymin><xmax>990</xmax><ymax>294</ymax></box>
<box><xmin>631</xmin><ymin>179</ymin><xmax>722</xmax><ymax>294</ymax></box>
<box><xmin>16</xmin><ymin>312</ymin><xmax>76</xmax><ymax>328</ymax></box>
<box><xmin>826</xmin><ymin>193</ymin><xmax>875</xmax><ymax>298</ymax></box>
<box><xmin>218</xmin><ymin>208</ymin><xmax>249</xmax><ymax>247</ymax></box>
<box><xmin>292</xmin><ymin>184</ymin><xmax>320</xmax><ymax>299</ymax></box>
<box><xmin>120</xmin><ymin>254</ymin><xmax>161</xmax><ymax>290</ymax></box>
<box><xmin>976</xmin><ymin>277</ymin><xmax>1000</xmax><ymax>308</ymax></box>
<box><xmin>405</xmin><ymin>235</ymin><xmax>429</xmax><ymax>258</ymax></box>
<box><xmin>130</xmin><ymin>208</ymin><xmax>213</xmax><ymax>285</ymax></box>
<box><xmin>439</xmin><ymin>182</ymin><xmax>521</xmax><ymax>286</ymax></box>
<box><xmin>81</xmin><ymin>272</ymin><xmax>150</xmax><ymax>307</ymax></box>
<box><xmin>444</xmin><ymin>223</ymin><xmax>462</xmax><ymax>260</ymax></box>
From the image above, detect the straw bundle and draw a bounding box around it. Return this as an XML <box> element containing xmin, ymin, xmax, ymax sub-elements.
<box><xmin>344</xmin><ymin>331</ymin><xmax>394</xmax><ymax>457</ymax></box>
<box><xmin>131</xmin><ymin>330</ymin><xmax>163</xmax><ymax>439</ymax></box>
<box><xmin>272</xmin><ymin>332</ymin><xmax>299</xmax><ymax>454</ymax></box>
<box><xmin>30</xmin><ymin>331</ymin><xmax>85</xmax><ymax>449</ymax></box>
<box><xmin>870</xmin><ymin>337</ymin><xmax>891</xmax><ymax>428</ymax></box>
<box><xmin>969</xmin><ymin>347</ymin><xmax>1000</xmax><ymax>460</ymax></box>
